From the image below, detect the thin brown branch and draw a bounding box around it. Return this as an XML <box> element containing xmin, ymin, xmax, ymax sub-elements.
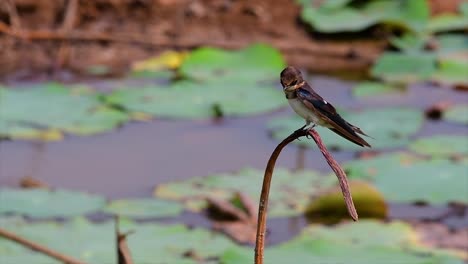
<box><xmin>0</xmin><ymin>227</ymin><xmax>87</xmax><ymax>264</ymax></box>
<box><xmin>308</xmin><ymin>129</ymin><xmax>358</xmax><ymax>221</ymax></box>
<box><xmin>254</xmin><ymin>128</ymin><xmax>308</xmax><ymax>264</ymax></box>
<box><xmin>254</xmin><ymin>128</ymin><xmax>358</xmax><ymax>264</ymax></box>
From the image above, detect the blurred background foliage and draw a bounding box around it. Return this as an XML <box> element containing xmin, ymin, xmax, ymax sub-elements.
<box><xmin>0</xmin><ymin>0</ymin><xmax>467</xmax><ymax>263</ymax></box>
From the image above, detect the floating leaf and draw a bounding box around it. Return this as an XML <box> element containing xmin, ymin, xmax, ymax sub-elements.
<box><xmin>179</xmin><ymin>44</ymin><xmax>285</xmax><ymax>82</ymax></box>
<box><xmin>119</xmin><ymin>220</ymin><xmax>238</xmax><ymax>263</ymax></box>
<box><xmin>269</xmin><ymin>108</ymin><xmax>423</xmax><ymax>151</ymax></box>
<box><xmin>0</xmin><ymin>217</ymin><xmax>116</xmax><ymax>263</ymax></box>
<box><xmin>444</xmin><ymin>104</ymin><xmax>468</xmax><ymax>124</ymax></box>
<box><xmin>432</xmin><ymin>59</ymin><xmax>468</xmax><ymax>87</ymax></box>
<box><xmin>105</xmin><ymin>79</ymin><xmax>286</xmax><ymax>119</ymax></box>
<box><xmin>154</xmin><ymin>168</ymin><xmax>335</xmax><ymax>217</ymax></box>
<box><xmin>371</xmin><ymin>52</ymin><xmax>437</xmax><ymax>83</ymax></box>
<box><xmin>0</xmin><ymin>84</ymin><xmax>128</xmax><ymax>140</ymax></box>
<box><xmin>410</xmin><ymin>135</ymin><xmax>468</xmax><ymax>157</ymax></box>
<box><xmin>390</xmin><ymin>33</ymin><xmax>428</xmax><ymax>53</ymax></box>
<box><xmin>132</xmin><ymin>50</ymin><xmax>188</xmax><ymax>72</ymax></box>
<box><xmin>352</xmin><ymin>81</ymin><xmax>405</xmax><ymax>98</ymax></box>
<box><xmin>300</xmin><ymin>0</ymin><xmax>429</xmax><ymax>33</ymax></box>
<box><xmin>104</xmin><ymin>198</ymin><xmax>184</xmax><ymax>218</ymax></box>
<box><xmin>375</xmin><ymin>160</ymin><xmax>468</xmax><ymax>204</ymax></box>
<box><xmin>343</xmin><ymin>152</ymin><xmax>422</xmax><ymax>180</ymax></box>
<box><xmin>345</xmin><ymin>153</ymin><xmax>468</xmax><ymax>204</ymax></box>
<box><xmin>436</xmin><ymin>34</ymin><xmax>468</xmax><ymax>54</ymax></box>
<box><xmin>0</xmin><ymin>188</ymin><xmax>106</xmax><ymax>218</ymax></box>
<box><xmin>428</xmin><ymin>13</ymin><xmax>468</xmax><ymax>33</ymax></box>
<box><xmin>221</xmin><ymin>220</ymin><xmax>464</xmax><ymax>264</ymax></box>
<box><xmin>92</xmin><ymin>45</ymin><xmax>287</xmax><ymax>120</ymax></box>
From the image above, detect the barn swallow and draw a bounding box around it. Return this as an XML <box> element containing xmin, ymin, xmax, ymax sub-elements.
<box><xmin>280</xmin><ymin>66</ymin><xmax>371</xmax><ymax>148</ymax></box>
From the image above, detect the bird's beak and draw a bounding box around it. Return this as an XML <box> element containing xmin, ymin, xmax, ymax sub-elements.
<box><xmin>283</xmin><ymin>81</ymin><xmax>303</xmax><ymax>92</ymax></box>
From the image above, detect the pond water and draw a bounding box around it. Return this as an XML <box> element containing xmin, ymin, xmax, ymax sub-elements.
<box><xmin>1</xmin><ymin>75</ymin><xmax>467</xmax><ymax>244</ymax></box>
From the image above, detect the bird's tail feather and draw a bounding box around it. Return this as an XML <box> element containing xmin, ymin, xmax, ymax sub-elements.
<box><xmin>329</xmin><ymin>128</ymin><xmax>371</xmax><ymax>148</ymax></box>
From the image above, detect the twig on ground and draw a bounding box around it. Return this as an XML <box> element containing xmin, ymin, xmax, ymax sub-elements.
<box><xmin>0</xmin><ymin>227</ymin><xmax>87</xmax><ymax>264</ymax></box>
<box><xmin>254</xmin><ymin>128</ymin><xmax>358</xmax><ymax>264</ymax></box>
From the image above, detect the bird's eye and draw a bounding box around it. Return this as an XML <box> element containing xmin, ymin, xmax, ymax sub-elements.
<box><xmin>290</xmin><ymin>80</ymin><xmax>297</xmax><ymax>86</ymax></box>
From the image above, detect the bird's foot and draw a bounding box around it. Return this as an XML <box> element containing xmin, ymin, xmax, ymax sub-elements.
<box><xmin>305</xmin><ymin>124</ymin><xmax>316</xmax><ymax>139</ymax></box>
<box><xmin>294</xmin><ymin>124</ymin><xmax>308</xmax><ymax>134</ymax></box>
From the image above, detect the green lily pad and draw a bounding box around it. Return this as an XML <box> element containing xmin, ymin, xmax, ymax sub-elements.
<box><xmin>105</xmin><ymin>79</ymin><xmax>286</xmax><ymax>119</ymax></box>
<box><xmin>428</xmin><ymin>10</ymin><xmax>468</xmax><ymax>33</ymax></box>
<box><xmin>375</xmin><ymin>159</ymin><xmax>468</xmax><ymax>204</ymax></box>
<box><xmin>104</xmin><ymin>198</ymin><xmax>184</xmax><ymax>218</ymax></box>
<box><xmin>179</xmin><ymin>44</ymin><xmax>285</xmax><ymax>82</ymax></box>
<box><xmin>352</xmin><ymin>81</ymin><xmax>405</xmax><ymax>98</ymax></box>
<box><xmin>0</xmin><ymin>217</ymin><xmax>116</xmax><ymax>263</ymax></box>
<box><xmin>154</xmin><ymin>168</ymin><xmax>335</xmax><ymax>217</ymax></box>
<box><xmin>345</xmin><ymin>153</ymin><xmax>468</xmax><ymax>204</ymax></box>
<box><xmin>300</xmin><ymin>0</ymin><xmax>429</xmax><ymax>33</ymax></box>
<box><xmin>119</xmin><ymin>219</ymin><xmax>238</xmax><ymax>263</ymax></box>
<box><xmin>106</xmin><ymin>44</ymin><xmax>287</xmax><ymax>119</ymax></box>
<box><xmin>343</xmin><ymin>152</ymin><xmax>422</xmax><ymax>181</ymax></box>
<box><xmin>0</xmin><ymin>188</ymin><xmax>106</xmax><ymax>218</ymax></box>
<box><xmin>436</xmin><ymin>34</ymin><xmax>468</xmax><ymax>54</ymax></box>
<box><xmin>432</xmin><ymin>59</ymin><xmax>468</xmax><ymax>87</ymax></box>
<box><xmin>0</xmin><ymin>217</ymin><xmax>239</xmax><ymax>264</ymax></box>
<box><xmin>444</xmin><ymin>104</ymin><xmax>468</xmax><ymax>124</ymax></box>
<box><xmin>410</xmin><ymin>135</ymin><xmax>468</xmax><ymax>157</ymax></box>
<box><xmin>390</xmin><ymin>33</ymin><xmax>428</xmax><ymax>53</ymax></box>
<box><xmin>0</xmin><ymin>83</ymin><xmax>128</xmax><ymax>140</ymax></box>
<box><xmin>269</xmin><ymin>108</ymin><xmax>424</xmax><ymax>151</ymax></box>
<box><xmin>371</xmin><ymin>52</ymin><xmax>437</xmax><ymax>83</ymax></box>
<box><xmin>221</xmin><ymin>220</ymin><xmax>464</xmax><ymax>264</ymax></box>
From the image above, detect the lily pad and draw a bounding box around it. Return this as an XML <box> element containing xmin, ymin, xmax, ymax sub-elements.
<box><xmin>119</xmin><ymin>219</ymin><xmax>238</xmax><ymax>263</ymax></box>
<box><xmin>105</xmin><ymin>79</ymin><xmax>286</xmax><ymax>119</ymax></box>
<box><xmin>344</xmin><ymin>153</ymin><xmax>468</xmax><ymax>204</ymax></box>
<box><xmin>0</xmin><ymin>217</ymin><xmax>116</xmax><ymax>263</ymax></box>
<box><xmin>104</xmin><ymin>198</ymin><xmax>184</xmax><ymax>218</ymax></box>
<box><xmin>371</xmin><ymin>52</ymin><xmax>437</xmax><ymax>83</ymax></box>
<box><xmin>444</xmin><ymin>104</ymin><xmax>468</xmax><ymax>124</ymax></box>
<box><xmin>0</xmin><ymin>83</ymin><xmax>128</xmax><ymax>140</ymax></box>
<box><xmin>410</xmin><ymin>135</ymin><xmax>468</xmax><ymax>157</ymax></box>
<box><xmin>97</xmin><ymin>45</ymin><xmax>288</xmax><ymax>119</ymax></box>
<box><xmin>269</xmin><ymin>108</ymin><xmax>424</xmax><ymax>151</ymax></box>
<box><xmin>0</xmin><ymin>217</ymin><xmax>238</xmax><ymax>264</ymax></box>
<box><xmin>154</xmin><ymin>168</ymin><xmax>335</xmax><ymax>217</ymax></box>
<box><xmin>221</xmin><ymin>220</ymin><xmax>464</xmax><ymax>264</ymax></box>
<box><xmin>428</xmin><ymin>8</ymin><xmax>468</xmax><ymax>33</ymax></box>
<box><xmin>300</xmin><ymin>0</ymin><xmax>429</xmax><ymax>33</ymax></box>
<box><xmin>343</xmin><ymin>152</ymin><xmax>422</xmax><ymax>181</ymax></box>
<box><xmin>432</xmin><ymin>59</ymin><xmax>468</xmax><ymax>87</ymax></box>
<box><xmin>375</xmin><ymin>159</ymin><xmax>468</xmax><ymax>204</ymax></box>
<box><xmin>352</xmin><ymin>81</ymin><xmax>405</xmax><ymax>98</ymax></box>
<box><xmin>436</xmin><ymin>34</ymin><xmax>468</xmax><ymax>55</ymax></box>
<box><xmin>0</xmin><ymin>188</ymin><xmax>106</xmax><ymax>218</ymax></box>
<box><xmin>179</xmin><ymin>44</ymin><xmax>285</xmax><ymax>82</ymax></box>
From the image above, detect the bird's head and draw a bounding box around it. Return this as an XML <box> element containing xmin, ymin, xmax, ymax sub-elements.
<box><xmin>280</xmin><ymin>66</ymin><xmax>304</xmax><ymax>92</ymax></box>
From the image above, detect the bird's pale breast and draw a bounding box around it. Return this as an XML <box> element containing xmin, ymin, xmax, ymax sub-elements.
<box><xmin>288</xmin><ymin>98</ymin><xmax>325</xmax><ymax>125</ymax></box>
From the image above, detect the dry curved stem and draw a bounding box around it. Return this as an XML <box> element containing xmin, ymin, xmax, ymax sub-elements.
<box><xmin>0</xmin><ymin>227</ymin><xmax>87</xmax><ymax>264</ymax></box>
<box><xmin>254</xmin><ymin>128</ymin><xmax>358</xmax><ymax>264</ymax></box>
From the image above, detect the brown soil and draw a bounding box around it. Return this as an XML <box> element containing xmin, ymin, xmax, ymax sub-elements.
<box><xmin>0</xmin><ymin>0</ymin><xmax>389</xmax><ymax>79</ymax></box>
<box><xmin>0</xmin><ymin>0</ymin><xmax>461</xmax><ymax>79</ymax></box>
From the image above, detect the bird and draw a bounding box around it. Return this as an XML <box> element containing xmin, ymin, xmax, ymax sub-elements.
<box><xmin>280</xmin><ymin>66</ymin><xmax>371</xmax><ymax>148</ymax></box>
